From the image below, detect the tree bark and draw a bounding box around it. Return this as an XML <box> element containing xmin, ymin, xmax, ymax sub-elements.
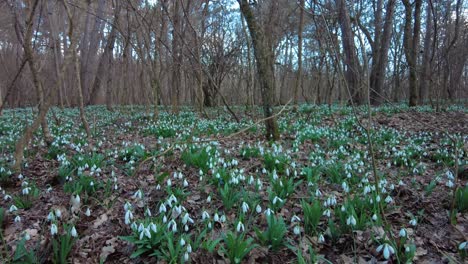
<box><xmin>337</xmin><ymin>0</ymin><xmax>362</xmax><ymax>105</ymax></box>
<box><xmin>238</xmin><ymin>0</ymin><xmax>279</xmax><ymax>141</ymax></box>
<box><xmin>294</xmin><ymin>0</ymin><xmax>305</xmax><ymax>106</ymax></box>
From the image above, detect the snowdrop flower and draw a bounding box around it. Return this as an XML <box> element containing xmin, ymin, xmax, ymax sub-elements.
<box><xmin>180</xmin><ymin>238</ymin><xmax>186</xmax><ymax>246</ymax></box>
<box><xmin>125</xmin><ymin>210</ymin><xmax>133</xmax><ymax>225</ymax></box>
<box><xmin>346</xmin><ymin>215</ymin><xmax>357</xmax><ymax>226</ymax></box>
<box><xmin>376</xmin><ymin>195</ymin><xmax>381</xmax><ymax>202</ymax></box>
<box><xmin>47</xmin><ymin>211</ymin><xmax>55</xmax><ymax>221</ymax></box>
<box><xmin>3</xmin><ymin>194</ymin><xmax>12</xmax><ymax>201</ymax></box>
<box><xmin>159</xmin><ymin>204</ymin><xmax>167</xmax><ymax>214</ymax></box>
<box><xmin>264</xmin><ymin>208</ymin><xmax>273</xmax><ymax>217</ymax></box>
<box><xmin>85</xmin><ymin>208</ymin><xmax>91</xmax><ymax>217</ymax></box>
<box><xmin>220</xmin><ymin>215</ymin><xmax>226</xmax><ymax>222</ymax></box>
<box><xmin>409</xmin><ymin>218</ymin><xmax>417</xmax><ymax>226</ymax></box>
<box><xmin>385</xmin><ymin>196</ymin><xmax>393</xmax><ymax>204</ymax></box>
<box><xmin>55</xmin><ymin>209</ymin><xmax>62</xmax><ymax>219</ymax></box>
<box><xmin>14</xmin><ymin>215</ymin><xmax>21</xmax><ymax>223</ymax></box>
<box><xmin>145</xmin><ymin>208</ymin><xmax>152</xmax><ymax>217</ymax></box>
<box><xmin>372</xmin><ymin>214</ymin><xmax>378</xmax><ymax>221</ymax></box>
<box><xmin>183</xmin><ymin>179</ymin><xmax>189</xmax><ymax>187</ymax></box>
<box><xmin>318</xmin><ymin>234</ymin><xmax>325</xmax><ymax>243</ymax></box>
<box><xmin>376</xmin><ymin>243</ymin><xmax>395</xmax><ymax>260</ymax></box>
<box><xmin>22</xmin><ymin>187</ymin><xmax>30</xmax><ymax>195</ymax></box>
<box><xmin>315</xmin><ymin>189</ymin><xmax>322</xmax><ymax>197</ymax></box>
<box><xmin>70</xmin><ymin>226</ymin><xmax>78</xmax><ymax>237</ymax></box>
<box><xmin>459</xmin><ymin>241</ymin><xmax>467</xmax><ymax>250</ymax></box>
<box><xmin>342</xmin><ymin>182</ymin><xmax>349</xmax><ymax>193</ymax></box>
<box><xmin>241</xmin><ymin>202</ymin><xmax>250</xmax><ymax>213</ymax></box>
<box><xmin>187</xmin><ymin>244</ymin><xmax>192</xmax><ymax>253</ymax></box>
<box><xmin>167</xmin><ymin>179</ymin><xmax>172</xmax><ymax>187</ymax></box>
<box><xmin>236</xmin><ymin>221</ymin><xmax>245</xmax><ymax>233</ymax></box>
<box><xmin>272</xmin><ymin>196</ymin><xmax>283</xmax><ymax>205</ymax></box>
<box><xmin>168</xmin><ymin>220</ymin><xmax>177</xmax><ymax>232</ymax></box>
<box><xmin>256</xmin><ymin>204</ymin><xmax>262</xmax><ymax>213</ymax></box>
<box><xmin>291</xmin><ymin>215</ymin><xmax>301</xmax><ymax>223</ymax></box>
<box><xmin>156</xmin><ymin>184</ymin><xmax>161</xmax><ymax>190</ymax></box>
<box><xmin>184</xmin><ymin>252</ymin><xmax>189</xmax><ymax>261</ymax></box>
<box><xmin>9</xmin><ymin>205</ymin><xmax>18</xmax><ymax>212</ymax></box>
<box><xmin>202</xmin><ymin>210</ymin><xmax>210</xmax><ymax>220</ymax></box>
<box><xmin>24</xmin><ymin>232</ymin><xmax>31</xmax><ymax>240</ymax></box>
<box><xmin>323</xmin><ymin>209</ymin><xmax>331</xmax><ymax>218</ymax></box>
<box><xmin>149</xmin><ymin>223</ymin><xmax>157</xmax><ymax>233</ymax></box>
<box><xmin>214</xmin><ymin>213</ymin><xmax>219</xmax><ymax>222</ymax></box>
<box><xmin>446</xmin><ymin>180</ymin><xmax>454</xmax><ymax>188</ymax></box>
<box><xmin>50</xmin><ymin>223</ymin><xmax>58</xmax><ymax>236</ymax></box>
<box><xmin>293</xmin><ymin>225</ymin><xmax>301</xmax><ymax>235</ymax></box>
<box><xmin>133</xmin><ymin>190</ymin><xmax>143</xmax><ymax>199</ymax></box>
<box><xmin>399</xmin><ymin>228</ymin><xmax>407</xmax><ymax>238</ymax></box>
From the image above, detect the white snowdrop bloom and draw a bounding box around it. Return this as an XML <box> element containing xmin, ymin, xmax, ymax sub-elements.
<box><xmin>318</xmin><ymin>234</ymin><xmax>325</xmax><ymax>244</ymax></box>
<box><xmin>183</xmin><ymin>179</ymin><xmax>189</xmax><ymax>187</ymax></box>
<box><xmin>9</xmin><ymin>205</ymin><xmax>18</xmax><ymax>212</ymax></box>
<box><xmin>206</xmin><ymin>196</ymin><xmax>212</xmax><ymax>203</ymax></box>
<box><xmin>446</xmin><ymin>180</ymin><xmax>454</xmax><ymax>188</ymax></box>
<box><xmin>220</xmin><ymin>215</ymin><xmax>226</xmax><ymax>222</ymax></box>
<box><xmin>187</xmin><ymin>244</ymin><xmax>192</xmax><ymax>253</ymax></box>
<box><xmin>409</xmin><ymin>219</ymin><xmax>417</xmax><ymax>226</ymax></box>
<box><xmin>168</xmin><ymin>220</ymin><xmax>177</xmax><ymax>232</ymax></box>
<box><xmin>90</xmin><ymin>181</ymin><xmax>94</xmax><ymax>187</ymax></box>
<box><xmin>18</xmin><ymin>174</ymin><xmax>23</xmax><ymax>179</ymax></box>
<box><xmin>323</xmin><ymin>209</ymin><xmax>331</xmax><ymax>218</ymax></box>
<box><xmin>55</xmin><ymin>209</ymin><xmax>62</xmax><ymax>219</ymax></box>
<box><xmin>236</xmin><ymin>221</ymin><xmax>245</xmax><ymax>233</ymax></box>
<box><xmin>178</xmin><ymin>172</ymin><xmax>183</xmax><ymax>179</ymax></box>
<box><xmin>47</xmin><ymin>212</ymin><xmax>55</xmax><ymax>221</ymax></box>
<box><xmin>376</xmin><ymin>195</ymin><xmax>381</xmax><ymax>202</ymax></box>
<box><xmin>372</xmin><ymin>214</ymin><xmax>378</xmax><ymax>221</ymax></box>
<box><xmin>133</xmin><ymin>190</ymin><xmax>143</xmax><ymax>199</ymax></box>
<box><xmin>291</xmin><ymin>215</ymin><xmax>301</xmax><ymax>223</ymax></box>
<box><xmin>180</xmin><ymin>238</ymin><xmax>186</xmax><ymax>246</ymax></box>
<box><xmin>24</xmin><ymin>232</ymin><xmax>31</xmax><ymax>240</ymax></box>
<box><xmin>398</xmin><ymin>180</ymin><xmax>405</xmax><ymax>186</ymax></box>
<box><xmin>70</xmin><ymin>226</ymin><xmax>78</xmax><ymax>237</ymax></box>
<box><xmin>144</xmin><ymin>228</ymin><xmax>151</xmax><ymax>239</ymax></box>
<box><xmin>459</xmin><ymin>241</ymin><xmax>467</xmax><ymax>250</ymax></box>
<box><xmin>159</xmin><ymin>204</ymin><xmax>167</xmax><ymax>213</ymax></box>
<box><xmin>4</xmin><ymin>194</ymin><xmax>12</xmax><ymax>201</ymax></box>
<box><xmin>85</xmin><ymin>208</ymin><xmax>91</xmax><ymax>217</ymax></box>
<box><xmin>272</xmin><ymin>196</ymin><xmax>283</xmax><ymax>205</ymax></box>
<box><xmin>14</xmin><ymin>215</ymin><xmax>21</xmax><ymax>223</ymax></box>
<box><xmin>385</xmin><ymin>196</ymin><xmax>393</xmax><ymax>204</ymax></box>
<box><xmin>272</xmin><ymin>171</ymin><xmax>278</xmax><ymax>181</ymax></box>
<box><xmin>184</xmin><ymin>252</ymin><xmax>189</xmax><ymax>261</ymax></box>
<box><xmin>363</xmin><ymin>185</ymin><xmax>371</xmax><ymax>195</ymax></box>
<box><xmin>256</xmin><ymin>204</ymin><xmax>262</xmax><ymax>213</ymax></box>
<box><xmin>241</xmin><ymin>202</ymin><xmax>250</xmax><ymax>213</ymax></box>
<box><xmin>346</xmin><ymin>215</ymin><xmax>357</xmax><ymax>226</ymax></box>
<box><xmin>22</xmin><ymin>187</ymin><xmax>30</xmax><ymax>195</ymax></box>
<box><xmin>50</xmin><ymin>223</ymin><xmax>58</xmax><ymax>236</ymax></box>
<box><xmin>262</xmin><ymin>168</ymin><xmax>267</xmax><ymax>174</ymax></box>
<box><xmin>163</xmin><ymin>215</ymin><xmax>168</xmax><ymax>223</ymax></box>
<box><xmin>125</xmin><ymin>210</ymin><xmax>133</xmax><ymax>225</ymax></box>
<box><xmin>202</xmin><ymin>210</ymin><xmax>210</xmax><ymax>220</ymax></box>
<box><xmin>214</xmin><ymin>213</ymin><xmax>219</xmax><ymax>222</ymax></box>
<box><xmin>315</xmin><ymin>189</ymin><xmax>322</xmax><ymax>197</ymax></box>
<box><xmin>399</xmin><ymin>228</ymin><xmax>407</xmax><ymax>237</ymax></box>
<box><xmin>342</xmin><ymin>182</ymin><xmax>349</xmax><ymax>193</ymax></box>
<box><xmin>167</xmin><ymin>179</ymin><xmax>172</xmax><ymax>187</ymax></box>
<box><xmin>341</xmin><ymin>206</ymin><xmax>346</xmax><ymax>212</ymax></box>
<box><xmin>145</xmin><ymin>208</ymin><xmax>152</xmax><ymax>217</ymax></box>
<box><xmin>150</xmin><ymin>223</ymin><xmax>157</xmax><ymax>233</ymax></box>
<box><xmin>264</xmin><ymin>208</ymin><xmax>273</xmax><ymax>216</ymax></box>
<box><xmin>376</xmin><ymin>243</ymin><xmax>395</xmax><ymax>260</ymax></box>
<box><xmin>156</xmin><ymin>184</ymin><xmax>161</xmax><ymax>190</ymax></box>
<box><xmin>293</xmin><ymin>225</ymin><xmax>301</xmax><ymax>235</ymax></box>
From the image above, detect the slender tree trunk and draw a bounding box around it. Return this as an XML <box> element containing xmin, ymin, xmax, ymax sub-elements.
<box><xmin>238</xmin><ymin>0</ymin><xmax>279</xmax><ymax>141</ymax></box>
<box><xmin>337</xmin><ymin>0</ymin><xmax>362</xmax><ymax>104</ymax></box>
<box><xmin>419</xmin><ymin>1</ymin><xmax>432</xmax><ymax>104</ymax></box>
<box><xmin>171</xmin><ymin>0</ymin><xmax>181</xmax><ymax>114</ymax></box>
<box><xmin>403</xmin><ymin>0</ymin><xmax>422</xmax><ymax>107</ymax></box>
<box><xmin>63</xmin><ymin>0</ymin><xmax>91</xmax><ymax>139</ymax></box>
<box><xmin>294</xmin><ymin>0</ymin><xmax>305</xmax><ymax>106</ymax></box>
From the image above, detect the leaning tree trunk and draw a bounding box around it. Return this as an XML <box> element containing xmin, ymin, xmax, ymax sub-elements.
<box><xmin>238</xmin><ymin>0</ymin><xmax>279</xmax><ymax>141</ymax></box>
<box><xmin>294</xmin><ymin>0</ymin><xmax>305</xmax><ymax>106</ymax></box>
<box><xmin>12</xmin><ymin>0</ymin><xmax>53</xmax><ymax>172</ymax></box>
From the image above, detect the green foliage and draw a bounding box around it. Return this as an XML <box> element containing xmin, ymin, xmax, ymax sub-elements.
<box><xmin>12</xmin><ymin>238</ymin><xmax>38</xmax><ymax>264</ymax></box>
<box><xmin>219</xmin><ymin>232</ymin><xmax>257</xmax><ymax>264</ymax></box>
<box><xmin>13</xmin><ymin>184</ymin><xmax>40</xmax><ymax>210</ymax></box>
<box><xmin>181</xmin><ymin>146</ymin><xmax>213</xmax><ymax>173</ymax></box>
<box><xmin>271</xmin><ymin>176</ymin><xmax>302</xmax><ymax>200</ymax></box>
<box><xmin>263</xmin><ymin>153</ymin><xmax>288</xmax><ymax>174</ymax></box>
<box><xmin>240</xmin><ymin>146</ymin><xmax>260</xmax><ymax>160</ymax></box>
<box><xmin>255</xmin><ymin>215</ymin><xmax>287</xmax><ymax>251</ymax></box>
<box><xmin>220</xmin><ymin>184</ymin><xmax>241</xmax><ymax>211</ymax></box>
<box><xmin>52</xmin><ymin>225</ymin><xmax>76</xmax><ymax>264</ymax></box>
<box><xmin>455</xmin><ymin>185</ymin><xmax>468</xmax><ymax>213</ymax></box>
<box><xmin>301</xmin><ymin>200</ymin><xmax>322</xmax><ymax>235</ymax></box>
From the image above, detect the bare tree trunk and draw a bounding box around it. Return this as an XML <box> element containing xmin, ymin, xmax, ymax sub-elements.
<box><xmin>419</xmin><ymin>1</ymin><xmax>432</xmax><ymax>104</ymax></box>
<box><xmin>403</xmin><ymin>0</ymin><xmax>422</xmax><ymax>107</ymax></box>
<box><xmin>369</xmin><ymin>0</ymin><xmax>396</xmax><ymax>105</ymax></box>
<box><xmin>171</xmin><ymin>0</ymin><xmax>181</xmax><ymax>114</ymax></box>
<box><xmin>294</xmin><ymin>0</ymin><xmax>305</xmax><ymax>106</ymax></box>
<box><xmin>238</xmin><ymin>0</ymin><xmax>279</xmax><ymax>141</ymax></box>
<box><xmin>63</xmin><ymin>0</ymin><xmax>91</xmax><ymax>139</ymax></box>
<box><xmin>337</xmin><ymin>0</ymin><xmax>362</xmax><ymax>104</ymax></box>
<box><xmin>12</xmin><ymin>0</ymin><xmax>52</xmax><ymax>172</ymax></box>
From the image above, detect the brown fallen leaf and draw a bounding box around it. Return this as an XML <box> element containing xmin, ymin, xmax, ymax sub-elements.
<box><xmin>93</xmin><ymin>214</ymin><xmax>108</xmax><ymax>229</ymax></box>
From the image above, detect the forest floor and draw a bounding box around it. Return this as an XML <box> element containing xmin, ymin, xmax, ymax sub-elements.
<box><xmin>0</xmin><ymin>104</ymin><xmax>467</xmax><ymax>264</ymax></box>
